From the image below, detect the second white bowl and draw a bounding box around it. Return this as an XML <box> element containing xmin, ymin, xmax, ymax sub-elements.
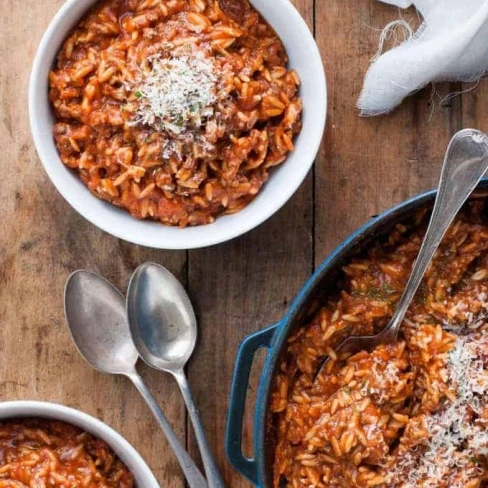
<box><xmin>0</xmin><ymin>401</ymin><xmax>159</xmax><ymax>487</ymax></box>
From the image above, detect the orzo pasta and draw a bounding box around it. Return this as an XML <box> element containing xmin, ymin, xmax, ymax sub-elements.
<box><xmin>0</xmin><ymin>419</ymin><xmax>134</xmax><ymax>487</ymax></box>
<box><xmin>270</xmin><ymin>201</ymin><xmax>488</xmax><ymax>487</ymax></box>
<box><xmin>49</xmin><ymin>0</ymin><xmax>302</xmax><ymax>226</ymax></box>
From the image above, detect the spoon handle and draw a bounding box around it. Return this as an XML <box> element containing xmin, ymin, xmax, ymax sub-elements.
<box><xmin>128</xmin><ymin>371</ymin><xmax>208</xmax><ymax>488</ymax></box>
<box><xmin>383</xmin><ymin>128</ymin><xmax>488</xmax><ymax>342</ymax></box>
<box><xmin>174</xmin><ymin>370</ymin><xmax>226</xmax><ymax>488</ymax></box>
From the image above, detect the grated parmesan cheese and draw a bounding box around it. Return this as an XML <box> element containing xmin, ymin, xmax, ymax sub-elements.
<box><xmin>128</xmin><ymin>46</ymin><xmax>226</xmax><ymax>160</ymax></box>
<box><xmin>369</xmin><ymin>357</ymin><xmax>401</xmax><ymax>403</ymax></box>
<box><xmin>387</xmin><ymin>331</ymin><xmax>488</xmax><ymax>487</ymax></box>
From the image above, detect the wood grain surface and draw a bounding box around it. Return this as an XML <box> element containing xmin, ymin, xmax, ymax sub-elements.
<box><xmin>0</xmin><ymin>0</ymin><xmax>485</xmax><ymax>486</ymax></box>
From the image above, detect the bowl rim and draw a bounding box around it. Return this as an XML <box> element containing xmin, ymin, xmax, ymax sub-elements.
<box><xmin>0</xmin><ymin>400</ymin><xmax>160</xmax><ymax>487</ymax></box>
<box><xmin>28</xmin><ymin>0</ymin><xmax>327</xmax><ymax>250</ymax></box>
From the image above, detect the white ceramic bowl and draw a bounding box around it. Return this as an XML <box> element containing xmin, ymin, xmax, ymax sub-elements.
<box><xmin>0</xmin><ymin>401</ymin><xmax>159</xmax><ymax>487</ymax></box>
<box><xmin>29</xmin><ymin>0</ymin><xmax>326</xmax><ymax>249</ymax></box>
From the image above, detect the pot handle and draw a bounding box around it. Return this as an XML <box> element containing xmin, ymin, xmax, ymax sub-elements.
<box><xmin>226</xmin><ymin>322</ymin><xmax>281</xmax><ymax>485</ymax></box>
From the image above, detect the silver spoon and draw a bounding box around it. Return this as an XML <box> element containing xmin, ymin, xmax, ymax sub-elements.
<box><xmin>64</xmin><ymin>270</ymin><xmax>207</xmax><ymax>488</ymax></box>
<box><xmin>127</xmin><ymin>262</ymin><xmax>225</xmax><ymax>488</ymax></box>
<box><xmin>316</xmin><ymin>128</ymin><xmax>488</xmax><ymax>380</ymax></box>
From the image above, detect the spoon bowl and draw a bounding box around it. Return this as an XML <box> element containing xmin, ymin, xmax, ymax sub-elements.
<box><xmin>64</xmin><ymin>270</ymin><xmax>207</xmax><ymax>488</ymax></box>
<box><xmin>127</xmin><ymin>262</ymin><xmax>225</xmax><ymax>488</ymax></box>
<box><xmin>127</xmin><ymin>263</ymin><xmax>197</xmax><ymax>372</ymax></box>
<box><xmin>64</xmin><ymin>270</ymin><xmax>138</xmax><ymax>375</ymax></box>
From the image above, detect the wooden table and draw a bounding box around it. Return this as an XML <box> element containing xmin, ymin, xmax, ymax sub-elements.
<box><xmin>1</xmin><ymin>0</ymin><xmax>486</xmax><ymax>486</ymax></box>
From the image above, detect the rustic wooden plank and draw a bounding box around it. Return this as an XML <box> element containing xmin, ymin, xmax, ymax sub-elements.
<box><xmin>3</xmin><ymin>0</ymin><xmax>481</xmax><ymax>488</ymax></box>
<box><xmin>314</xmin><ymin>0</ymin><xmax>461</xmax><ymax>265</ymax></box>
<box><xmin>186</xmin><ymin>0</ymin><xmax>315</xmax><ymax>484</ymax></box>
<box><xmin>186</xmin><ymin>185</ymin><xmax>314</xmax><ymax>486</ymax></box>
<box><xmin>461</xmin><ymin>80</ymin><xmax>488</xmax><ymax>133</ymax></box>
<box><xmin>0</xmin><ymin>1</ymin><xmax>188</xmax><ymax>486</ymax></box>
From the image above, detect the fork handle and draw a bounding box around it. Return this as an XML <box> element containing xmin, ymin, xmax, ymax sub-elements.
<box><xmin>383</xmin><ymin>129</ymin><xmax>488</xmax><ymax>341</ymax></box>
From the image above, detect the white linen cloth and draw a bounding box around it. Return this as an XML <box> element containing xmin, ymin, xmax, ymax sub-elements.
<box><xmin>358</xmin><ymin>0</ymin><xmax>488</xmax><ymax>116</ymax></box>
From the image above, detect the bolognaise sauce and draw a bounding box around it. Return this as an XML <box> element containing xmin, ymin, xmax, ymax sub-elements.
<box><xmin>270</xmin><ymin>202</ymin><xmax>488</xmax><ymax>487</ymax></box>
<box><xmin>49</xmin><ymin>0</ymin><xmax>302</xmax><ymax>227</ymax></box>
<box><xmin>0</xmin><ymin>419</ymin><xmax>134</xmax><ymax>487</ymax></box>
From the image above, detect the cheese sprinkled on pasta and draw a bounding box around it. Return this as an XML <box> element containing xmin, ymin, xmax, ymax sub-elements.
<box><xmin>388</xmin><ymin>330</ymin><xmax>488</xmax><ymax>487</ymax></box>
<box><xmin>132</xmin><ymin>48</ymin><xmax>220</xmax><ymax>134</ymax></box>
<box><xmin>129</xmin><ymin>46</ymin><xmax>228</xmax><ymax>160</ymax></box>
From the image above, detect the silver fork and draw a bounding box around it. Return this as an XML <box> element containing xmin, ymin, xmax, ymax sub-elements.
<box><xmin>316</xmin><ymin>129</ymin><xmax>488</xmax><ymax>379</ymax></box>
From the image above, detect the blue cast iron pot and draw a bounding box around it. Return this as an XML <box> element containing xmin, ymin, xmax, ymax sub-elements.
<box><xmin>225</xmin><ymin>180</ymin><xmax>488</xmax><ymax>487</ymax></box>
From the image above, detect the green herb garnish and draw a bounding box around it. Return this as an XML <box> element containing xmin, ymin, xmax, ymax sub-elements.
<box><xmin>366</xmin><ymin>282</ymin><xmax>395</xmax><ymax>300</ymax></box>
